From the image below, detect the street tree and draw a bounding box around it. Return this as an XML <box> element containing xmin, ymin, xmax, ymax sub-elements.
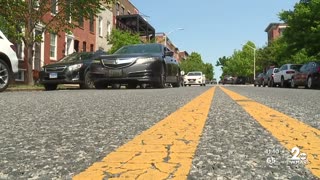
<box><xmin>280</xmin><ymin>0</ymin><xmax>320</xmax><ymax>58</ymax></box>
<box><xmin>108</xmin><ymin>29</ymin><xmax>141</xmax><ymax>54</ymax></box>
<box><xmin>180</xmin><ymin>52</ymin><xmax>214</xmax><ymax>80</ymax></box>
<box><xmin>0</xmin><ymin>0</ymin><xmax>115</xmax><ymax>85</ymax></box>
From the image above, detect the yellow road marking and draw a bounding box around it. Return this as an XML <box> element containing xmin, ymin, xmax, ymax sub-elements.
<box><xmin>220</xmin><ymin>86</ymin><xmax>320</xmax><ymax>177</ymax></box>
<box><xmin>73</xmin><ymin>87</ymin><xmax>216</xmax><ymax>180</ymax></box>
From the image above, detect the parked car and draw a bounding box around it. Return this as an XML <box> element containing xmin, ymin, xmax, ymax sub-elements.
<box><xmin>291</xmin><ymin>61</ymin><xmax>320</xmax><ymax>89</ymax></box>
<box><xmin>184</xmin><ymin>71</ymin><xmax>206</xmax><ymax>86</ymax></box>
<box><xmin>39</xmin><ymin>50</ymin><xmax>107</xmax><ymax>90</ymax></box>
<box><xmin>90</xmin><ymin>43</ymin><xmax>181</xmax><ymax>89</ymax></box>
<box><xmin>0</xmin><ymin>30</ymin><xmax>19</xmax><ymax>92</ymax></box>
<box><xmin>254</xmin><ymin>73</ymin><xmax>266</xmax><ymax>87</ymax></box>
<box><xmin>222</xmin><ymin>75</ymin><xmax>234</xmax><ymax>85</ymax></box>
<box><xmin>266</xmin><ymin>67</ymin><xmax>279</xmax><ymax>87</ymax></box>
<box><xmin>234</xmin><ymin>76</ymin><xmax>246</xmax><ymax>85</ymax></box>
<box><xmin>211</xmin><ymin>78</ymin><xmax>217</xmax><ymax>84</ymax></box>
<box><xmin>273</xmin><ymin>64</ymin><xmax>302</xmax><ymax>88</ymax></box>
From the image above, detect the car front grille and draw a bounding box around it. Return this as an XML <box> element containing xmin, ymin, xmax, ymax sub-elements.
<box><xmin>102</xmin><ymin>58</ymin><xmax>136</xmax><ymax>68</ymax></box>
<box><xmin>45</xmin><ymin>66</ymin><xmax>66</xmax><ymax>72</ymax></box>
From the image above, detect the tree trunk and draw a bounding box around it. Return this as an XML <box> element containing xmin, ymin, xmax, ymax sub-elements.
<box><xmin>26</xmin><ymin>43</ymin><xmax>34</xmax><ymax>86</ymax></box>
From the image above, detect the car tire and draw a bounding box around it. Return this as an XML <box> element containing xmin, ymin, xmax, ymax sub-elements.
<box><xmin>262</xmin><ymin>81</ymin><xmax>266</xmax><ymax>87</ymax></box>
<box><xmin>270</xmin><ymin>79</ymin><xmax>275</xmax><ymax>87</ymax></box>
<box><xmin>44</xmin><ymin>84</ymin><xmax>58</xmax><ymax>91</ymax></box>
<box><xmin>80</xmin><ymin>71</ymin><xmax>94</xmax><ymax>89</ymax></box>
<box><xmin>94</xmin><ymin>82</ymin><xmax>108</xmax><ymax>89</ymax></box>
<box><xmin>140</xmin><ymin>83</ymin><xmax>147</xmax><ymax>89</ymax></box>
<box><xmin>112</xmin><ymin>84</ymin><xmax>121</xmax><ymax>89</ymax></box>
<box><xmin>291</xmin><ymin>78</ymin><xmax>297</xmax><ymax>88</ymax></box>
<box><xmin>154</xmin><ymin>64</ymin><xmax>166</xmax><ymax>89</ymax></box>
<box><xmin>0</xmin><ymin>59</ymin><xmax>11</xmax><ymax>92</ymax></box>
<box><xmin>172</xmin><ymin>76</ymin><xmax>180</xmax><ymax>88</ymax></box>
<box><xmin>280</xmin><ymin>77</ymin><xmax>285</xmax><ymax>88</ymax></box>
<box><xmin>306</xmin><ymin>76</ymin><xmax>313</xmax><ymax>89</ymax></box>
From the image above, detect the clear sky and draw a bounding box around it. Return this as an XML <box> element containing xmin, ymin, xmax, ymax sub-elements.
<box><xmin>130</xmin><ymin>0</ymin><xmax>299</xmax><ymax>80</ymax></box>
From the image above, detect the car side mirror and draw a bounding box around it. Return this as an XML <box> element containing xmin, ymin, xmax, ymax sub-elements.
<box><xmin>165</xmin><ymin>51</ymin><xmax>174</xmax><ymax>57</ymax></box>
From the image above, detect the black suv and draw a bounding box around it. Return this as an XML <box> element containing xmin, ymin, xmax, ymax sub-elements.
<box><xmin>39</xmin><ymin>50</ymin><xmax>107</xmax><ymax>90</ymax></box>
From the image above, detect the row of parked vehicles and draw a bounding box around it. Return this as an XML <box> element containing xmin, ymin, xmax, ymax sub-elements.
<box><xmin>39</xmin><ymin>43</ymin><xmax>182</xmax><ymax>90</ymax></box>
<box><xmin>254</xmin><ymin>62</ymin><xmax>320</xmax><ymax>89</ymax></box>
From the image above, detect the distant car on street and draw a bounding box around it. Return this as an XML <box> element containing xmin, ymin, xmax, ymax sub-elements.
<box><xmin>39</xmin><ymin>50</ymin><xmax>107</xmax><ymax>90</ymax></box>
<box><xmin>266</xmin><ymin>67</ymin><xmax>279</xmax><ymax>87</ymax></box>
<box><xmin>222</xmin><ymin>75</ymin><xmax>234</xmax><ymax>85</ymax></box>
<box><xmin>211</xmin><ymin>78</ymin><xmax>217</xmax><ymax>84</ymax></box>
<box><xmin>273</xmin><ymin>64</ymin><xmax>302</xmax><ymax>88</ymax></box>
<box><xmin>90</xmin><ymin>43</ymin><xmax>181</xmax><ymax>89</ymax></box>
<box><xmin>184</xmin><ymin>71</ymin><xmax>206</xmax><ymax>86</ymax></box>
<box><xmin>254</xmin><ymin>73</ymin><xmax>266</xmax><ymax>87</ymax></box>
<box><xmin>0</xmin><ymin>30</ymin><xmax>19</xmax><ymax>92</ymax></box>
<box><xmin>234</xmin><ymin>76</ymin><xmax>246</xmax><ymax>85</ymax></box>
<box><xmin>291</xmin><ymin>61</ymin><xmax>320</xmax><ymax>89</ymax></box>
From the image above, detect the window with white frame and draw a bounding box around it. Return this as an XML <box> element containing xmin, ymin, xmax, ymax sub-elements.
<box><xmin>98</xmin><ymin>16</ymin><xmax>103</xmax><ymax>37</ymax></box>
<box><xmin>50</xmin><ymin>33</ymin><xmax>57</xmax><ymax>59</ymax></box>
<box><xmin>116</xmin><ymin>3</ymin><xmax>120</xmax><ymax>15</ymax></box>
<box><xmin>106</xmin><ymin>21</ymin><xmax>111</xmax><ymax>40</ymax></box>
<box><xmin>51</xmin><ymin>0</ymin><xmax>58</xmax><ymax>15</ymax></box>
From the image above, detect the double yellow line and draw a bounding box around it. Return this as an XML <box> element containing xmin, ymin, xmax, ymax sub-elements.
<box><xmin>73</xmin><ymin>86</ymin><xmax>320</xmax><ymax>179</ymax></box>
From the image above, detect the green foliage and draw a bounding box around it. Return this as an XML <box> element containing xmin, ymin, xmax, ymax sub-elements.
<box><xmin>280</xmin><ymin>0</ymin><xmax>320</xmax><ymax>58</ymax></box>
<box><xmin>180</xmin><ymin>52</ymin><xmax>214</xmax><ymax>80</ymax></box>
<box><xmin>0</xmin><ymin>0</ymin><xmax>115</xmax><ymax>84</ymax></box>
<box><xmin>108</xmin><ymin>29</ymin><xmax>142</xmax><ymax>54</ymax></box>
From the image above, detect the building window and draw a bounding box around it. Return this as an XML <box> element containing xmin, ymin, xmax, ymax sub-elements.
<box><xmin>90</xmin><ymin>14</ymin><xmax>94</xmax><ymax>33</ymax></box>
<box><xmin>15</xmin><ymin>43</ymin><xmax>24</xmax><ymax>60</ymax></box>
<box><xmin>98</xmin><ymin>16</ymin><xmax>103</xmax><ymax>37</ymax></box>
<box><xmin>51</xmin><ymin>0</ymin><xmax>58</xmax><ymax>15</ymax></box>
<box><xmin>121</xmin><ymin>6</ymin><xmax>125</xmax><ymax>15</ymax></box>
<box><xmin>65</xmin><ymin>35</ymin><xmax>74</xmax><ymax>56</ymax></box>
<box><xmin>15</xmin><ymin>69</ymin><xmax>25</xmax><ymax>82</ymax></box>
<box><xmin>82</xmin><ymin>41</ymin><xmax>86</xmax><ymax>52</ymax></box>
<box><xmin>78</xmin><ymin>16</ymin><xmax>84</xmax><ymax>28</ymax></box>
<box><xmin>106</xmin><ymin>21</ymin><xmax>111</xmax><ymax>40</ymax></box>
<box><xmin>90</xmin><ymin>44</ymin><xmax>94</xmax><ymax>52</ymax></box>
<box><xmin>50</xmin><ymin>33</ymin><xmax>57</xmax><ymax>59</ymax></box>
<box><xmin>116</xmin><ymin>3</ymin><xmax>120</xmax><ymax>15</ymax></box>
<box><xmin>127</xmin><ymin>11</ymin><xmax>131</xmax><ymax>15</ymax></box>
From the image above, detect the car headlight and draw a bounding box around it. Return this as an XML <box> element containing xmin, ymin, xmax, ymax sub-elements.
<box><xmin>136</xmin><ymin>57</ymin><xmax>156</xmax><ymax>64</ymax></box>
<box><xmin>68</xmin><ymin>63</ymin><xmax>83</xmax><ymax>71</ymax></box>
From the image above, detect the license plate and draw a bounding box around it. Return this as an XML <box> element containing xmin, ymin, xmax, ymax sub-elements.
<box><xmin>49</xmin><ymin>73</ymin><xmax>58</xmax><ymax>79</ymax></box>
<box><xmin>108</xmin><ymin>69</ymin><xmax>122</xmax><ymax>77</ymax></box>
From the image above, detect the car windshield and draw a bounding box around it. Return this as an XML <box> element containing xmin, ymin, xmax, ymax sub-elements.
<box><xmin>114</xmin><ymin>44</ymin><xmax>162</xmax><ymax>54</ymax></box>
<box><xmin>290</xmin><ymin>65</ymin><xmax>302</xmax><ymax>70</ymax></box>
<box><xmin>59</xmin><ymin>52</ymin><xmax>94</xmax><ymax>63</ymax></box>
<box><xmin>187</xmin><ymin>72</ymin><xmax>202</xmax><ymax>76</ymax></box>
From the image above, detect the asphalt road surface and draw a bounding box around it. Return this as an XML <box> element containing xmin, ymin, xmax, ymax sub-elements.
<box><xmin>0</xmin><ymin>85</ymin><xmax>319</xmax><ymax>180</ymax></box>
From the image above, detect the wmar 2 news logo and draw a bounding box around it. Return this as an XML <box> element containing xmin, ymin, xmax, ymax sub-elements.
<box><xmin>266</xmin><ymin>147</ymin><xmax>308</xmax><ymax>165</ymax></box>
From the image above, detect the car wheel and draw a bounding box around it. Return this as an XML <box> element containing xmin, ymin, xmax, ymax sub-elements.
<box><xmin>306</xmin><ymin>76</ymin><xmax>313</xmax><ymax>89</ymax></box>
<box><xmin>140</xmin><ymin>83</ymin><xmax>147</xmax><ymax>89</ymax></box>
<box><xmin>80</xmin><ymin>71</ymin><xmax>94</xmax><ymax>89</ymax></box>
<box><xmin>280</xmin><ymin>77</ymin><xmax>285</xmax><ymax>88</ymax></box>
<box><xmin>154</xmin><ymin>64</ymin><xmax>166</xmax><ymax>88</ymax></box>
<box><xmin>262</xmin><ymin>81</ymin><xmax>266</xmax><ymax>87</ymax></box>
<box><xmin>172</xmin><ymin>76</ymin><xmax>180</xmax><ymax>88</ymax></box>
<box><xmin>270</xmin><ymin>79</ymin><xmax>275</xmax><ymax>87</ymax></box>
<box><xmin>291</xmin><ymin>78</ymin><xmax>297</xmax><ymax>88</ymax></box>
<box><xmin>94</xmin><ymin>82</ymin><xmax>108</xmax><ymax>89</ymax></box>
<box><xmin>0</xmin><ymin>59</ymin><xmax>11</xmax><ymax>92</ymax></box>
<box><xmin>44</xmin><ymin>84</ymin><xmax>58</xmax><ymax>91</ymax></box>
<box><xmin>112</xmin><ymin>84</ymin><xmax>121</xmax><ymax>89</ymax></box>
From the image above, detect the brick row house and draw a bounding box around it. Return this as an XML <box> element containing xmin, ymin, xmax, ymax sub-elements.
<box><xmin>14</xmin><ymin>0</ymin><xmax>185</xmax><ymax>84</ymax></box>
